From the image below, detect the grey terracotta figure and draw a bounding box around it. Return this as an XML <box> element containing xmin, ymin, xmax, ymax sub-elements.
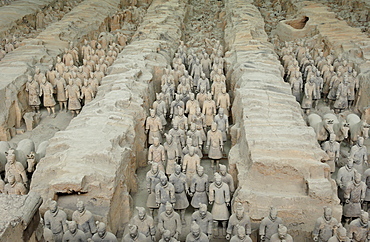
<box><xmin>4</xmin><ymin>148</ymin><xmax>28</xmax><ymax>186</ymax></box>
<box><xmin>62</xmin><ymin>220</ymin><xmax>86</xmax><ymax>242</ymax></box>
<box><xmin>155</xmin><ymin>175</ymin><xmax>176</xmax><ymax>215</ymax></box>
<box><xmin>169</xmin><ymin>164</ymin><xmax>189</xmax><ymax>225</ymax></box>
<box><xmin>44</xmin><ymin>200</ymin><xmax>67</xmax><ymax>242</ymax></box>
<box><xmin>130</xmin><ymin>207</ymin><xmax>155</xmax><ymax>242</ymax></box>
<box><xmin>91</xmin><ymin>221</ymin><xmax>117</xmax><ymax>242</ymax></box>
<box><xmin>363</xmin><ymin>168</ymin><xmax>370</xmax><ymax>211</ymax></box>
<box><xmin>214</xmin><ymin>108</ymin><xmax>229</xmax><ymax>142</ymax></box>
<box><xmin>146</xmin><ymin>163</ymin><xmax>165</xmax><ymax>218</ymax></box>
<box><xmin>168</xmin><ymin>121</ymin><xmax>186</xmax><ymax>156</ymax></box>
<box><xmin>348</xmin><ymin>210</ymin><xmax>370</xmax><ymax>242</ymax></box>
<box><xmin>209</xmin><ymin>173</ymin><xmax>230</xmax><ymax>237</ymax></box>
<box><xmin>170</xmin><ymin>94</ymin><xmax>185</xmax><ymax>118</ymax></box>
<box><xmin>336</xmin><ymin>158</ymin><xmax>355</xmax><ymax>204</ymax></box>
<box><xmin>226</xmin><ymin>203</ymin><xmax>251</xmax><ymax>240</ymax></box>
<box><xmin>55</xmin><ymin>75</ymin><xmax>67</xmax><ymax>112</ymax></box>
<box><xmin>192</xmin><ymin>203</ymin><xmax>213</xmax><ymax>238</ymax></box>
<box><xmin>158</xmin><ymin>202</ymin><xmax>182</xmax><ymax>240</ymax></box>
<box><xmin>327</xmin><ymin>224</ymin><xmax>350</xmax><ymax>242</ymax></box>
<box><xmin>72</xmin><ymin>200</ymin><xmax>96</xmax><ymax>239</ymax></box>
<box><xmin>164</xmin><ymin>133</ymin><xmax>179</xmax><ymax>175</ymax></box>
<box><xmin>259</xmin><ymin>207</ymin><xmax>283</xmax><ymax>242</ymax></box>
<box><xmin>122</xmin><ymin>224</ymin><xmax>147</xmax><ymax>242</ymax></box>
<box><xmin>190</xmin><ymin>166</ymin><xmax>209</xmax><ymax>209</ymax></box>
<box><xmin>145</xmin><ymin>109</ymin><xmax>163</xmax><ymax>145</ymax></box>
<box><xmin>312</xmin><ymin>207</ymin><xmax>338</xmax><ymax>242</ymax></box>
<box><xmin>182</xmin><ymin>147</ymin><xmax>201</xmax><ymax>186</ymax></box>
<box><xmin>202</xmin><ymin>93</ymin><xmax>216</xmax><ymax>127</ymax></box>
<box><xmin>66</xmin><ymin>79</ymin><xmax>81</xmax><ymax>116</ymax></box>
<box><xmin>26</xmin><ymin>75</ymin><xmax>41</xmax><ymax>113</ymax></box>
<box><xmin>206</xmin><ymin>122</ymin><xmax>223</xmax><ymax>168</ymax></box>
<box><xmin>186</xmin><ymin>93</ymin><xmax>200</xmax><ymax>121</ymax></box>
<box><xmin>219</xmin><ymin>164</ymin><xmax>235</xmax><ymax>195</ymax></box>
<box><xmin>159</xmin><ymin>230</ymin><xmax>179</xmax><ymax>242</ymax></box>
<box><xmin>148</xmin><ymin>137</ymin><xmax>166</xmax><ymax>172</ymax></box>
<box><xmin>349</xmin><ymin>137</ymin><xmax>368</xmax><ymax>176</ymax></box>
<box><xmin>343</xmin><ymin>171</ymin><xmax>366</xmax><ymax>222</ymax></box>
<box><xmin>321</xmin><ymin>133</ymin><xmax>340</xmax><ymax>173</ymax></box>
<box><xmin>40</xmin><ymin>77</ymin><xmax>57</xmax><ymax>117</ymax></box>
<box><xmin>4</xmin><ymin>174</ymin><xmax>27</xmax><ymax>195</ymax></box>
<box><xmin>270</xmin><ymin>224</ymin><xmax>293</xmax><ymax>242</ymax></box>
<box><xmin>217</xmin><ymin>87</ymin><xmax>230</xmax><ymax>117</ymax></box>
<box><xmin>186</xmin><ymin>221</ymin><xmax>209</xmax><ymax>242</ymax></box>
<box><xmin>229</xmin><ymin>225</ymin><xmax>252</xmax><ymax>242</ymax></box>
<box><xmin>153</xmin><ymin>93</ymin><xmax>167</xmax><ymax>126</ymax></box>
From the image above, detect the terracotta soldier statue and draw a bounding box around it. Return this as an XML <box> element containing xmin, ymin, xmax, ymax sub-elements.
<box><xmin>270</xmin><ymin>224</ymin><xmax>293</xmax><ymax>242</ymax></box>
<box><xmin>170</xmin><ymin>94</ymin><xmax>185</xmax><ymax>118</ymax></box>
<box><xmin>158</xmin><ymin>202</ymin><xmax>182</xmax><ymax>240</ymax></box>
<box><xmin>153</xmin><ymin>93</ymin><xmax>167</xmax><ymax>126</ymax></box>
<box><xmin>55</xmin><ymin>56</ymin><xmax>66</xmax><ymax>74</ymax></box>
<box><xmin>327</xmin><ymin>224</ymin><xmax>350</xmax><ymax>242</ymax></box>
<box><xmin>192</xmin><ymin>203</ymin><xmax>213</xmax><ymax>238</ymax></box>
<box><xmin>217</xmin><ymin>87</ymin><xmax>230</xmax><ymax>117</ymax></box>
<box><xmin>186</xmin><ymin>93</ymin><xmax>200</xmax><ymax>122</ymax></box>
<box><xmin>25</xmin><ymin>75</ymin><xmax>41</xmax><ymax>113</ymax></box>
<box><xmin>363</xmin><ymin>168</ymin><xmax>370</xmax><ymax>211</ymax></box>
<box><xmin>173</xmin><ymin>107</ymin><xmax>188</xmax><ymax>131</ymax></box>
<box><xmin>334</xmin><ymin>77</ymin><xmax>350</xmax><ymax>114</ymax></box>
<box><xmin>46</xmin><ymin>65</ymin><xmax>57</xmax><ymax>86</ymax></box>
<box><xmin>343</xmin><ymin>171</ymin><xmax>366</xmax><ymax>222</ymax></box>
<box><xmin>321</xmin><ymin>133</ymin><xmax>340</xmax><ymax>173</ymax></box>
<box><xmin>66</xmin><ymin>79</ymin><xmax>81</xmax><ymax>116</ymax></box>
<box><xmin>182</xmin><ymin>137</ymin><xmax>202</xmax><ymax>160</ymax></box>
<box><xmin>146</xmin><ymin>163</ymin><xmax>165</xmax><ymax>218</ymax></box>
<box><xmin>169</xmin><ymin>164</ymin><xmax>189</xmax><ymax>225</ymax></box>
<box><xmin>91</xmin><ymin>221</ymin><xmax>118</xmax><ymax>242</ymax></box>
<box><xmin>148</xmin><ymin>137</ymin><xmax>166</xmax><ymax>172</ymax></box>
<box><xmin>182</xmin><ymin>147</ymin><xmax>201</xmax><ymax>186</ymax></box>
<box><xmin>62</xmin><ymin>220</ymin><xmax>86</xmax><ymax>242</ymax></box>
<box><xmin>55</xmin><ymin>74</ymin><xmax>67</xmax><ymax>112</ymax></box>
<box><xmin>259</xmin><ymin>207</ymin><xmax>283</xmax><ymax>242</ymax></box>
<box><xmin>159</xmin><ymin>230</ymin><xmax>179</xmax><ymax>242</ymax></box>
<box><xmin>301</xmin><ymin>77</ymin><xmax>316</xmax><ymax>114</ymax></box>
<box><xmin>350</xmin><ymin>137</ymin><xmax>368</xmax><ymax>176</ymax></box>
<box><xmin>81</xmin><ymin>39</ymin><xmax>92</xmax><ymax>61</ymax></box>
<box><xmin>122</xmin><ymin>224</ymin><xmax>147</xmax><ymax>242</ymax></box>
<box><xmin>190</xmin><ymin>166</ymin><xmax>209</xmax><ymax>209</ymax></box>
<box><xmin>230</xmin><ymin>225</ymin><xmax>252</xmax><ymax>242</ymax></box>
<box><xmin>72</xmin><ymin>200</ymin><xmax>96</xmax><ymax>239</ymax></box>
<box><xmin>40</xmin><ymin>76</ymin><xmax>56</xmax><ymax>117</ymax></box>
<box><xmin>202</xmin><ymin>93</ymin><xmax>216</xmax><ymax>127</ymax></box>
<box><xmin>44</xmin><ymin>200</ymin><xmax>67</xmax><ymax>242</ymax></box>
<box><xmin>206</xmin><ymin>122</ymin><xmax>223</xmax><ymax>168</ymax></box>
<box><xmin>226</xmin><ymin>203</ymin><xmax>251</xmax><ymax>240</ymax></box>
<box><xmin>197</xmin><ymin>73</ymin><xmax>210</xmax><ymax>94</ymax></box>
<box><xmin>336</xmin><ymin>158</ymin><xmax>355</xmax><ymax>204</ymax></box>
<box><xmin>191</xmin><ymin>59</ymin><xmax>203</xmax><ymax>89</ymax></box>
<box><xmin>146</xmin><ymin>109</ymin><xmax>163</xmax><ymax>145</ymax></box>
<box><xmin>312</xmin><ymin>207</ymin><xmax>338</xmax><ymax>242</ymax></box>
<box><xmin>219</xmin><ymin>164</ymin><xmax>235</xmax><ymax>196</ymax></box>
<box><xmin>81</xmin><ymin>79</ymin><xmax>95</xmax><ymax>105</ymax></box>
<box><xmin>186</xmin><ymin>221</ymin><xmax>209</xmax><ymax>242</ymax></box>
<box><xmin>156</xmin><ymin>175</ymin><xmax>176</xmax><ymax>215</ymax></box>
<box><xmin>290</xmin><ymin>71</ymin><xmax>303</xmax><ymax>103</ymax></box>
<box><xmin>214</xmin><ymin>108</ymin><xmax>229</xmax><ymax>142</ymax></box>
<box><xmin>130</xmin><ymin>207</ymin><xmax>155</xmax><ymax>242</ymax></box>
<box><xmin>348</xmin><ymin>210</ymin><xmax>370</xmax><ymax>242</ymax></box>
<box><xmin>4</xmin><ymin>148</ymin><xmax>28</xmax><ymax>186</ymax></box>
<box><xmin>209</xmin><ymin>173</ymin><xmax>230</xmax><ymax>237</ymax></box>
<box><xmin>197</xmin><ymin>87</ymin><xmax>208</xmax><ymax>110</ymax></box>
<box><xmin>164</xmin><ymin>134</ymin><xmax>179</xmax><ymax>175</ymax></box>
<box><xmin>168</xmin><ymin>121</ymin><xmax>186</xmax><ymax>158</ymax></box>
<box><xmin>4</xmin><ymin>174</ymin><xmax>27</xmax><ymax>195</ymax></box>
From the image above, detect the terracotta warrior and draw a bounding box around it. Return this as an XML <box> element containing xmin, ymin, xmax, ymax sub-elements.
<box><xmin>25</xmin><ymin>75</ymin><xmax>41</xmax><ymax>113</ymax></box>
<box><xmin>4</xmin><ymin>148</ymin><xmax>27</xmax><ymax>186</ymax></box>
<box><xmin>217</xmin><ymin>87</ymin><xmax>230</xmax><ymax>117</ymax></box>
<box><xmin>122</xmin><ymin>224</ymin><xmax>147</xmax><ymax>242</ymax></box>
<box><xmin>145</xmin><ymin>109</ymin><xmax>163</xmax><ymax>145</ymax></box>
<box><xmin>301</xmin><ymin>77</ymin><xmax>316</xmax><ymax>115</ymax></box>
<box><xmin>350</xmin><ymin>137</ymin><xmax>368</xmax><ymax>176</ymax></box>
<box><xmin>156</xmin><ymin>175</ymin><xmax>176</xmax><ymax>216</ymax></box>
<box><xmin>321</xmin><ymin>133</ymin><xmax>340</xmax><ymax>173</ymax></box>
<box><xmin>363</xmin><ymin>168</ymin><xmax>370</xmax><ymax>211</ymax></box>
<box><xmin>173</xmin><ymin>107</ymin><xmax>188</xmax><ymax>131</ymax></box>
<box><xmin>164</xmin><ymin>134</ymin><xmax>179</xmax><ymax>175</ymax></box>
<box><xmin>229</xmin><ymin>225</ymin><xmax>252</xmax><ymax>242</ymax></box>
<box><xmin>91</xmin><ymin>221</ymin><xmax>118</xmax><ymax>242</ymax></box>
<box><xmin>190</xmin><ymin>166</ymin><xmax>209</xmax><ymax>209</ymax></box>
<box><xmin>202</xmin><ymin>93</ymin><xmax>216</xmax><ymax>127</ymax></box>
<box><xmin>159</xmin><ymin>230</ymin><xmax>179</xmax><ymax>242</ymax></box>
<box><xmin>130</xmin><ymin>207</ymin><xmax>156</xmax><ymax>242</ymax></box>
<box><xmin>66</xmin><ymin>79</ymin><xmax>81</xmax><ymax>116</ymax></box>
<box><xmin>186</xmin><ymin>93</ymin><xmax>200</xmax><ymax>122</ymax></box>
<box><xmin>186</xmin><ymin>221</ymin><xmax>209</xmax><ymax>242</ymax></box>
<box><xmin>334</xmin><ymin>77</ymin><xmax>350</xmax><ymax>114</ymax></box>
<box><xmin>348</xmin><ymin>210</ymin><xmax>370</xmax><ymax>242</ymax></box>
<box><xmin>40</xmin><ymin>77</ymin><xmax>56</xmax><ymax>116</ymax></box>
<box><xmin>4</xmin><ymin>174</ymin><xmax>27</xmax><ymax>195</ymax></box>
<box><xmin>148</xmin><ymin>137</ymin><xmax>166</xmax><ymax>172</ymax></box>
<box><xmin>55</xmin><ymin>74</ymin><xmax>67</xmax><ymax>112</ymax></box>
<box><xmin>81</xmin><ymin>79</ymin><xmax>95</xmax><ymax>105</ymax></box>
<box><xmin>312</xmin><ymin>207</ymin><xmax>338</xmax><ymax>242</ymax></box>
<box><xmin>327</xmin><ymin>224</ymin><xmax>350</xmax><ymax>242</ymax></box>
<box><xmin>343</xmin><ymin>171</ymin><xmax>366</xmax><ymax>222</ymax></box>
<box><xmin>168</xmin><ymin>121</ymin><xmax>186</xmax><ymax>158</ymax></box>
<box><xmin>170</xmin><ymin>94</ymin><xmax>185</xmax><ymax>118</ymax></box>
<box><xmin>209</xmin><ymin>173</ymin><xmax>230</xmax><ymax>237</ymax></box>
<box><xmin>214</xmin><ymin>108</ymin><xmax>229</xmax><ymax>142</ymax></box>
<box><xmin>44</xmin><ymin>200</ymin><xmax>67</xmax><ymax>242</ymax></box>
<box><xmin>336</xmin><ymin>158</ymin><xmax>355</xmax><ymax>204</ymax></box>
<box><xmin>158</xmin><ymin>202</ymin><xmax>182</xmax><ymax>240</ymax></box>
<box><xmin>182</xmin><ymin>147</ymin><xmax>201</xmax><ymax>186</ymax></box>
<box><xmin>226</xmin><ymin>203</ymin><xmax>251</xmax><ymax>240</ymax></box>
<box><xmin>62</xmin><ymin>221</ymin><xmax>86</xmax><ymax>242</ymax></box>
<box><xmin>146</xmin><ymin>163</ymin><xmax>165</xmax><ymax>218</ymax></box>
<box><xmin>197</xmin><ymin>73</ymin><xmax>210</xmax><ymax>94</ymax></box>
<box><xmin>270</xmin><ymin>224</ymin><xmax>293</xmax><ymax>242</ymax></box>
<box><xmin>169</xmin><ymin>164</ymin><xmax>189</xmax><ymax>225</ymax></box>
<box><xmin>153</xmin><ymin>93</ymin><xmax>167</xmax><ymax>126</ymax></box>
<box><xmin>72</xmin><ymin>200</ymin><xmax>96</xmax><ymax>239</ymax></box>
<box><xmin>206</xmin><ymin>122</ymin><xmax>223</xmax><ymax>168</ymax></box>
<box><xmin>259</xmin><ymin>207</ymin><xmax>283</xmax><ymax>242</ymax></box>
<box><xmin>219</xmin><ymin>164</ymin><xmax>235</xmax><ymax>196</ymax></box>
